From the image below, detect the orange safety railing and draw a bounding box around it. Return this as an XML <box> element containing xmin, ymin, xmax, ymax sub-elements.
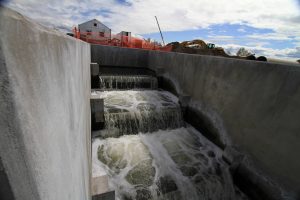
<box><xmin>72</xmin><ymin>28</ymin><xmax>172</xmax><ymax>52</ymax></box>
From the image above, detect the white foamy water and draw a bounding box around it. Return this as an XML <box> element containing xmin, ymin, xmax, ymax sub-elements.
<box><xmin>99</xmin><ymin>75</ymin><xmax>158</xmax><ymax>90</ymax></box>
<box><xmin>92</xmin><ymin>90</ymin><xmax>184</xmax><ymax>137</ymax></box>
<box><xmin>92</xmin><ymin>90</ymin><xmax>179</xmax><ymax>112</ymax></box>
<box><xmin>92</xmin><ymin>126</ymin><xmax>247</xmax><ymax>200</ymax></box>
<box><xmin>92</xmin><ymin>77</ymin><xmax>248</xmax><ymax>200</ymax></box>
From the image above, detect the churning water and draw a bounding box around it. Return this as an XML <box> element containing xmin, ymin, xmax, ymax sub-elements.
<box><xmin>93</xmin><ymin>126</ymin><xmax>248</xmax><ymax>200</ymax></box>
<box><xmin>92</xmin><ymin>90</ymin><xmax>184</xmax><ymax>138</ymax></box>
<box><xmin>92</xmin><ymin>75</ymin><xmax>247</xmax><ymax>200</ymax></box>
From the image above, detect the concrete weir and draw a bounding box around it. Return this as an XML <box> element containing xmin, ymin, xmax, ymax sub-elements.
<box><xmin>92</xmin><ymin>45</ymin><xmax>300</xmax><ymax>199</ymax></box>
<box><xmin>1</xmin><ymin>6</ymin><xmax>300</xmax><ymax>200</ymax></box>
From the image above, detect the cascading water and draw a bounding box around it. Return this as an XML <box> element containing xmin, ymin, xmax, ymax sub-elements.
<box><xmin>99</xmin><ymin>75</ymin><xmax>158</xmax><ymax>90</ymax></box>
<box><xmin>92</xmin><ymin>90</ymin><xmax>184</xmax><ymax>138</ymax></box>
<box><xmin>92</xmin><ymin>74</ymin><xmax>248</xmax><ymax>200</ymax></box>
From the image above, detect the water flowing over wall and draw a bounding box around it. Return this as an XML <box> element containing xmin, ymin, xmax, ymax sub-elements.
<box><xmin>91</xmin><ymin>45</ymin><xmax>300</xmax><ymax>195</ymax></box>
<box><xmin>99</xmin><ymin>75</ymin><xmax>158</xmax><ymax>90</ymax></box>
<box><xmin>92</xmin><ymin>69</ymin><xmax>243</xmax><ymax>199</ymax></box>
<box><xmin>92</xmin><ymin>90</ymin><xmax>183</xmax><ymax>138</ymax></box>
<box><xmin>0</xmin><ymin>8</ymin><xmax>91</xmax><ymax>200</ymax></box>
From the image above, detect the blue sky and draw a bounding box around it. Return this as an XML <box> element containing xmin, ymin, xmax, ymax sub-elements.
<box><xmin>3</xmin><ymin>0</ymin><xmax>300</xmax><ymax>61</ymax></box>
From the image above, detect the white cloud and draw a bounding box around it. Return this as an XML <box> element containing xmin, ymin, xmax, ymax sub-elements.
<box><xmin>4</xmin><ymin>0</ymin><xmax>300</xmax><ymax>59</ymax></box>
<box><xmin>208</xmin><ymin>35</ymin><xmax>234</xmax><ymax>39</ymax></box>
<box><xmin>247</xmin><ymin>32</ymin><xmax>293</xmax><ymax>41</ymax></box>
<box><xmin>5</xmin><ymin>0</ymin><xmax>300</xmax><ymax>35</ymax></box>
<box><xmin>206</xmin><ymin>35</ymin><xmax>236</xmax><ymax>44</ymax></box>
<box><xmin>245</xmin><ymin>41</ymin><xmax>270</xmax><ymax>47</ymax></box>
<box><xmin>237</xmin><ymin>28</ymin><xmax>246</xmax><ymax>32</ymax></box>
<box><xmin>221</xmin><ymin>43</ymin><xmax>300</xmax><ymax>61</ymax></box>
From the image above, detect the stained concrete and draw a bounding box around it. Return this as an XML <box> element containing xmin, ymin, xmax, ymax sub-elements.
<box><xmin>148</xmin><ymin>51</ymin><xmax>300</xmax><ymax>195</ymax></box>
<box><xmin>91</xmin><ymin>44</ymin><xmax>149</xmax><ymax>68</ymax></box>
<box><xmin>91</xmin><ymin>175</ymin><xmax>109</xmax><ymax>196</ymax></box>
<box><xmin>0</xmin><ymin>7</ymin><xmax>91</xmax><ymax>200</ymax></box>
<box><xmin>91</xmin><ymin>45</ymin><xmax>300</xmax><ymax>196</ymax></box>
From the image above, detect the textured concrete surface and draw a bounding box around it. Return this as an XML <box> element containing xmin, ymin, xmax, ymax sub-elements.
<box><xmin>91</xmin><ymin>175</ymin><xmax>109</xmax><ymax>195</ymax></box>
<box><xmin>90</xmin><ymin>98</ymin><xmax>104</xmax><ymax>131</ymax></box>
<box><xmin>147</xmin><ymin>51</ymin><xmax>300</xmax><ymax>194</ymax></box>
<box><xmin>91</xmin><ymin>45</ymin><xmax>300</xmax><ymax>195</ymax></box>
<box><xmin>91</xmin><ymin>44</ymin><xmax>149</xmax><ymax>67</ymax></box>
<box><xmin>0</xmin><ymin>7</ymin><xmax>91</xmax><ymax>200</ymax></box>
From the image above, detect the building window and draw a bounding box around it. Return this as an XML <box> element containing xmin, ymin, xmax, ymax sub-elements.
<box><xmin>99</xmin><ymin>32</ymin><xmax>104</xmax><ymax>37</ymax></box>
<box><xmin>94</xmin><ymin>23</ymin><xmax>97</xmax><ymax>27</ymax></box>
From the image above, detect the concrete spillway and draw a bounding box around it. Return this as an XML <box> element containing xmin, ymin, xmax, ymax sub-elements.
<box><xmin>91</xmin><ymin>45</ymin><xmax>300</xmax><ymax>200</ymax></box>
<box><xmin>93</xmin><ymin>90</ymin><xmax>183</xmax><ymax>137</ymax></box>
<box><xmin>91</xmin><ymin>73</ymin><xmax>249</xmax><ymax>200</ymax></box>
<box><xmin>1</xmin><ymin>6</ymin><xmax>300</xmax><ymax>200</ymax></box>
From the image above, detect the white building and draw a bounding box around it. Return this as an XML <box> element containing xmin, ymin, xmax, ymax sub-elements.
<box><xmin>78</xmin><ymin>19</ymin><xmax>111</xmax><ymax>42</ymax></box>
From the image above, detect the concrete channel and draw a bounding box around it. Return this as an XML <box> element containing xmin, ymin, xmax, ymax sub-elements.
<box><xmin>1</xmin><ymin>6</ymin><xmax>300</xmax><ymax>200</ymax></box>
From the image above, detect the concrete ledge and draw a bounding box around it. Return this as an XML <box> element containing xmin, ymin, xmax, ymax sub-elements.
<box><xmin>91</xmin><ymin>63</ymin><xmax>100</xmax><ymax>76</ymax></box>
<box><xmin>91</xmin><ymin>63</ymin><xmax>100</xmax><ymax>89</ymax></box>
<box><xmin>223</xmin><ymin>146</ymin><xmax>287</xmax><ymax>200</ymax></box>
<box><xmin>232</xmin><ymin>159</ymin><xmax>284</xmax><ymax>200</ymax></box>
<box><xmin>222</xmin><ymin>146</ymin><xmax>244</xmax><ymax>166</ymax></box>
<box><xmin>184</xmin><ymin>106</ymin><xmax>226</xmax><ymax>149</ymax></box>
<box><xmin>92</xmin><ymin>175</ymin><xmax>109</xmax><ymax>196</ymax></box>
<box><xmin>90</xmin><ymin>99</ymin><xmax>104</xmax><ymax>131</ymax></box>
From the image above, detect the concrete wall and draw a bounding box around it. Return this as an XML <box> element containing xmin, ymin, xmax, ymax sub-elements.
<box><xmin>0</xmin><ymin>7</ymin><xmax>91</xmax><ymax>200</ymax></box>
<box><xmin>148</xmin><ymin>51</ymin><xmax>300</xmax><ymax>194</ymax></box>
<box><xmin>90</xmin><ymin>45</ymin><xmax>300</xmax><ymax>195</ymax></box>
<box><xmin>91</xmin><ymin>44</ymin><xmax>149</xmax><ymax>68</ymax></box>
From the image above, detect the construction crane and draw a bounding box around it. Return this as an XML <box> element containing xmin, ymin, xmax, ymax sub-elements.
<box><xmin>155</xmin><ymin>16</ymin><xmax>165</xmax><ymax>46</ymax></box>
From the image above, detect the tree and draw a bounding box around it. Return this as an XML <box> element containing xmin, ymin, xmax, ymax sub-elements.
<box><xmin>236</xmin><ymin>47</ymin><xmax>252</xmax><ymax>57</ymax></box>
<box><xmin>297</xmin><ymin>59</ymin><xmax>300</xmax><ymax>64</ymax></box>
